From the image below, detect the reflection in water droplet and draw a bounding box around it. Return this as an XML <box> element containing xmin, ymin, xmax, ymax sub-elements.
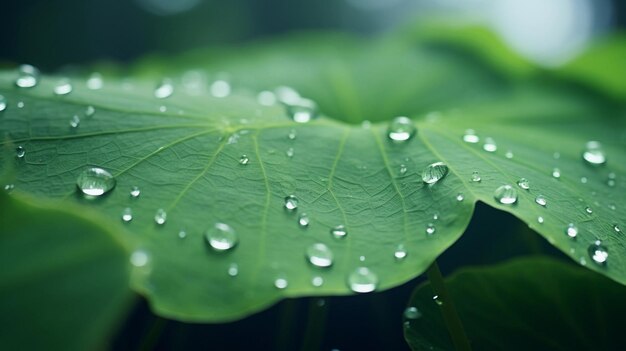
<box><xmin>483</xmin><ymin>137</ymin><xmax>497</xmax><ymax>152</ymax></box>
<box><xmin>403</xmin><ymin>307</ymin><xmax>422</xmax><ymax>320</ymax></box>
<box><xmin>228</xmin><ymin>263</ymin><xmax>239</xmax><ymax>277</ymax></box>
<box><xmin>284</xmin><ymin>195</ymin><xmax>298</xmax><ymax>211</ymax></box>
<box><xmin>130</xmin><ymin>186</ymin><xmax>141</xmax><ymax>198</ymax></box>
<box><xmin>154</xmin><ymin>209</ymin><xmax>167</xmax><ymax>225</ymax></box>
<box><xmin>588</xmin><ymin>241</ymin><xmax>608</xmax><ymax>264</ymax></box>
<box><xmin>552</xmin><ymin>168</ymin><xmax>561</xmax><ymax>179</ymax></box>
<box><xmin>298</xmin><ymin>213</ymin><xmax>310</xmax><ymax>228</ymax></box>
<box><xmin>494</xmin><ymin>185</ymin><xmax>517</xmax><ymax>205</ymax></box>
<box><xmin>582</xmin><ymin>141</ymin><xmax>606</xmax><ymax>166</ymax></box>
<box><xmin>394</xmin><ymin>244</ymin><xmax>407</xmax><ymax>260</ymax></box>
<box><xmin>306</xmin><ymin>243</ymin><xmax>333</xmax><ymax>268</ymax></box>
<box><xmin>426</xmin><ymin>223</ymin><xmax>436</xmax><ymax>235</ymax></box>
<box><xmin>205</xmin><ymin>223</ymin><xmax>238</xmax><ymax>251</ymax></box>
<box><xmin>565</xmin><ymin>224</ymin><xmax>578</xmax><ymax>238</ymax></box>
<box><xmin>517</xmin><ymin>178</ymin><xmax>530</xmax><ymax>190</ymax></box>
<box><xmin>348</xmin><ymin>267</ymin><xmax>378</xmax><ymax>293</ymax></box>
<box><xmin>121</xmin><ymin>208</ymin><xmax>133</xmax><ymax>222</ymax></box>
<box><xmin>76</xmin><ymin>167</ymin><xmax>116</xmax><ymax>197</ymax></box>
<box><xmin>154</xmin><ymin>78</ymin><xmax>174</xmax><ymax>99</ymax></box>
<box><xmin>331</xmin><ymin>225</ymin><xmax>347</xmax><ymax>239</ymax></box>
<box><xmin>535</xmin><ymin>195</ymin><xmax>547</xmax><ymax>207</ymax></box>
<box><xmin>239</xmin><ymin>155</ymin><xmax>250</xmax><ymax>165</ymax></box>
<box><xmin>471</xmin><ymin>171</ymin><xmax>481</xmax><ymax>182</ymax></box>
<box><xmin>16</xmin><ymin>64</ymin><xmax>40</xmax><ymax>88</ymax></box>
<box><xmin>421</xmin><ymin>162</ymin><xmax>448</xmax><ymax>184</ymax></box>
<box><xmin>53</xmin><ymin>79</ymin><xmax>73</xmax><ymax>95</ymax></box>
<box><xmin>387</xmin><ymin>116</ymin><xmax>415</xmax><ymax>142</ymax></box>
<box><xmin>15</xmin><ymin>146</ymin><xmax>25</xmax><ymax>158</ymax></box>
<box><xmin>462</xmin><ymin>129</ymin><xmax>479</xmax><ymax>143</ymax></box>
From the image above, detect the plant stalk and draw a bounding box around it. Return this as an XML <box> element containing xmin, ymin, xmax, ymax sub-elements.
<box><xmin>426</xmin><ymin>261</ymin><xmax>472</xmax><ymax>351</ymax></box>
<box><xmin>300</xmin><ymin>298</ymin><xmax>329</xmax><ymax>351</ymax></box>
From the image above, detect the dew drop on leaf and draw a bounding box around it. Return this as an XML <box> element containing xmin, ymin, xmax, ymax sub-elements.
<box><xmin>154</xmin><ymin>209</ymin><xmax>167</xmax><ymax>225</ymax></box>
<box><xmin>456</xmin><ymin>193</ymin><xmax>465</xmax><ymax>202</ymax></box>
<box><xmin>306</xmin><ymin>243</ymin><xmax>333</xmax><ymax>268</ymax></box>
<box><xmin>537</xmin><ymin>216</ymin><xmax>544</xmax><ymax>224</ymax></box>
<box><xmin>69</xmin><ymin>115</ymin><xmax>80</xmax><ymax>128</ymax></box>
<box><xmin>613</xmin><ymin>224</ymin><xmax>621</xmax><ymax>233</ymax></box>
<box><xmin>0</xmin><ymin>95</ymin><xmax>6</xmax><ymax>112</ymax></box>
<box><xmin>286</xmin><ymin>102</ymin><xmax>317</xmax><ymax>123</ymax></box>
<box><xmin>331</xmin><ymin>225</ymin><xmax>347</xmax><ymax>239</ymax></box>
<box><xmin>421</xmin><ymin>162</ymin><xmax>448</xmax><ymax>184</ymax></box>
<box><xmin>399</xmin><ymin>164</ymin><xmax>407</xmax><ymax>175</ymax></box>
<box><xmin>130</xmin><ymin>249</ymin><xmax>150</xmax><ymax>268</ymax></box>
<box><xmin>205</xmin><ymin>223</ymin><xmax>238</xmax><ymax>252</ymax></box>
<box><xmin>483</xmin><ymin>137</ymin><xmax>497</xmax><ymax>152</ymax></box>
<box><xmin>85</xmin><ymin>105</ymin><xmax>95</xmax><ymax>117</ymax></box>
<box><xmin>433</xmin><ymin>295</ymin><xmax>443</xmax><ymax>306</ymax></box>
<box><xmin>471</xmin><ymin>171</ymin><xmax>481</xmax><ymax>182</ymax></box>
<box><xmin>298</xmin><ymin>213</ymin><xmax>310</xmax><ymax>228</ymax></box>
<box><xmin>76</xmin><ymin>167</ymin><xmax>116</xmax><ymax>197</ymax></box>
<box><xmin>403</xmin><ymin>307</ymin><xmax>421</xmax><ymax>320</ymax></box>
<box><xmin>312</xmin><ymin>276</ymin><xmax>324</xmax><ymax>287</ymax></box>
<box><xmin>86</xmin><ymin>72</ymin><xmax>103</xmax><ymax>90</ymax></box>
<box><xmin>552</xmin><ymin>168</ymin><xmax>561</xmax><ymax>179</ymax></box>
<box><xmin>588</xmin><ymin>241</ymin><xmax>608</xmax><ymax>264</ymax></box>
<box><xmin>130</xmin><ymin>186</ymin><xmax>141</xmax><ymax>198</ymax></box>
<box><xmin>582</xmin><ymin>141</ymin><xmax>607</xmax><ymax>166</ymax></box>
<box><xmin>284</xmin><ymin>195</ymin><xmax>298</xmax><ymax>211</ymax></box>
<box><xmin>178</xmin><ymin>230</ymin><xmax>187</xmax><ymax>239</ymax></box>
<box><xmin>585</xmin><ymin>206</ymin><xmax>593</xmax><ymax>214</ymax></box>
<box><xmin>505</xmin><ymin>150</ymin><xmax>514</xmax><ymax>159</ymax></box>
<box><xmin>257</xmin><ymin>90</ymin><xmax>277</xmax><ymax>106</ymax></box>
<box><xmin>387</xmin><ymin>116</ymin><xmax>415</xmax><ymax>142</ymax></box>
<box><xmin>462</xmin><ymin>129</ymin><xmax>479</xmax><ymax>143</ymax></box>
<box><xmin>17</xmin><ymin>101</ymin><xmax>24</xmax><ymax>108</ymax></box>
<box><xmin>394</xmin><ymin>244</ymin><xmax>407</xmax><ymax>260</ymax></box>
<box><xmin>517</xmin><ymin>178</ymin><xmax>530</xmax><ymax>190</ymax></box>
<box><xmin>15</xmin><ymin>145</ymin><xmax>25</xmax><ymax>158</ymax></box>
<box><xmin>347</xmin><ymin>267</ymin><xmax>378</xmax><ymax>293</ymax></box>
<box><xmin>535</xmin><ymin>195</ymin><xmax>547</xmax><ymax>207</ymax></box>
<box><xmin>565</xmin><ymin>223</ymin><xmax>578</xmax><ymax>238</ymax></box>
<box><xmin>494</xmin><ymin>185</ymin><xmax>517</xmax><ymax>205</ymax></box>
<box><xmin>239</xmin><ymin>155</ymin><xmax>249</xmax><ymax>165</ymax></box>
<box><xmin>274</xmin><ymin>276</ymin><xmax>288</xmax><ymax>289</ymax></box>
<box><xmin>287</xmin><ymin>129</ymin><xmax>297</xmax><ymax>140</ymax></box>
<box><xmin>426</xmin><ymin>223</ymin><xmax>436</xmax><ymax>235</ymax></box>
<box><xmin>4</xmin><ymin>184</ymin><xmax>15</xmax><ymax>193</ymax></box>
<box><xmin>53</xmin><ymin>79</ymin><xmax>73</xmax><ymax>95</ymax></box>
<box><xmin>154</xmin><ymin>78</ymin><xmax>174</xmax><ymax>99</ymax></box>
<box><xmin>228</xmin><ymin>263</ymin><xmax>239</xmax><ymax>277</ymax></box>
<box><xmin>15</xmin><ymin>64</ymin><xmax>40</xmax><ymax>88</ymax></box>
<box><xmin>286</xmin><ymin>147</ymin><xmax>294</xmax><ymax>158</ymax></box>
<box><xmin>121</xmin><ymin>207</ymin><xmax>133</xmax><ymax>222</ymax></box>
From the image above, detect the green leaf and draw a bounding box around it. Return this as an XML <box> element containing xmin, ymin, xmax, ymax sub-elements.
<box><xmin>0</xmin><ymin>31</ymin><xmax>624</xmax><ymax>323</ymax></box>
<box><xmin>404</xmin><ymin>257</ymin><xmax>626</xmax><ymax>350</ymax></box>
<box><xmin>0</xmin><ymin>191</ymin><xmax>133</xmax><ymax>350</ymax></box>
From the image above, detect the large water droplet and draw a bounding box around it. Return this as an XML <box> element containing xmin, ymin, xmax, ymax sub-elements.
<box><xmin>15</xmin><ymin>64</ymin><xmax>40</xmax><ymax>88</ymax></box>
<box><xmin>0</xmin><ymin>95</ymin><xmax>6</xmax><ymax>112</ymax></box>
<box><xmin>517</xmin><ymin>178</ymin><xmax>530</xmax><ymax>190</ymax></box>
<box><xmin>130</xmin><ymin>249</ymin><xmax>150</xmax><ymax>268</ymax></box>
<box><xmin>286</xmin><ymin>101</ymin><xmax>318</xmax><ymax>123</ymax></box>
<box><xmin>154</xmin><ymin>79</ymin><xmax>174</xmax><ymax>99</ymax></box>
<box><xmin>394</xmin><ymin>244</ymin><xmax>408</xmax><ymax>260</ymax></box>
<box><xmin>582</xmin><ymin>141</ymin><xmax>606</xmax><ymax>166</ymax></box>
<box><xmin>588</xmin><ymin>241</ymin><xmax>608</xmax><ymax>264</ymax></box>
<box><xmin>76</xmin><ymin>167</ymin><xmax>116</xmax><ymax>196</ymax></box>
<box><xmin>205</xmin><ymin>223</ymin><xmax>238</xmax><ymax>251</ymax></box>
<box><xmin>535</xmin><ymin>195</ymin><xmax>547</xmax><ymax>207</ymax></box>
<box><xmin>331</xmin><ymin>225</ymin><xmax>347</xmax><ymax>239</ymax></box>
<box><xmin>210</xmin><ymin>80</ymin><xmax>231</xmax><ymax>98</ymax></box>
<box><xmin>494</xmin><ymin>185</ymin><xmax>517</xmax><ymax>205</ymax></box>
<box><xmin>426</xmin><ymin>223</ymin><xmax>436</xmax><ymax>235</ymax></box>
<box><xmin>121</xmin><ymin>208</ymin><xmax>133</xmax><ymax>222</ymax></box>
<box><xmin>462</xmin><ymin>129</ymin><xmax>479</xmax><ymax>144</ymax></box>
<box><xmin>15</xmin><ymin>146</ymin><xmax>25</xmax><ymax>158</ymax></box>
<box><xmin>154</xmin><ymin>209</ymin><xmax>167</xmax><ymax>225</ymax></box>
<box><xmin>348</xmin><ymin>267</ymin><xmax>378</xmax><ymax>293</ymax></box>
<box><xmin>284</xmin><ymin>195</ymin><xmax>298</xmax><ymax>211</ymax></box>
<box><xmin>53</xmin><ymin>79</ymin><xmax>73</xmax><ymax>95</ymax></box>
<box><xmin>387</xmin><ymin>116</ymin><xmax>415</xmax><ymax>142</ymax></box>
<box><xmin>306</xmin><ymin>243</ymin><xmax>333</xmax><ymax>268</ymax></box>
<box><xmin>298</xmin><ymin>213</ymin><xmax>310</xmax><ymax>228</ymax></box>
<box><xmin>483</xmin><ymin>137</ymin><xmax>497</xmax><ymax>152</ymax></box>
<box><xmin>565</xmin><ymin>223</ymin><xmax>578</xmax><ymax>238</ymax></box>
<box><xmin>421</xmin><ymin>162</ymin><xmax>448</xmax><ymax>184</ymax></box>
<box><xmin>403</xmin><ymin>307</ymin><xmax>422</xmax><ymax>320</ymax></box>
<box><xmin>471</xmin><ymin>171</ymin><xmax>481</xmax><ymax>182</ymax></box>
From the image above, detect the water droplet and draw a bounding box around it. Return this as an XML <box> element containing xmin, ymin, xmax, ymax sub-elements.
<box><xmin>121</xmin><ymin>208</ymin><xmax>133</xmax><ymax>222</ymax></box>
<box><xmin>433</xmin><ymin>295</ymin><xmax>443</xmax><ymax>306</ymax></box>
<box><xmin>274</xmin><ymin>276</ymin><xmax>288</xmax><ymax>289</ymax></box>
<box><xmin>394</xmin><ymin>244</ymin><xmax>408</xmax><ymax>260</ymax></box>
<box><xmin>15</xmin><ymin>146</ymin><xmax>25</xmax><ymax>158</ymax></box>
<box><xmin>0</xmin><ymin>95</ymin><xmax>6</xmax><ymax>112</ymax></box>
<box><xmin>154</xmin><ymin>209</ymin><xmax>167</xmax><ymax>225</ymax></box>
<box><xmin>228</xmin><ymin>263</ymin><xmax>239</xmax><ymax>277</ymax></box>
<box><xmin>347</xmin><ymin>267</ymin><xmax>378</xmax><ymax>293</ymax></box>
<box><xmin>239</xmin><ymin>155</ymin><xmax>249</xmax><ymax>165</ymax></box>
<box><xmin>607</xmin><ymin>179</ymin><xmax>616</xmax><ymax>187</ymax></box>
<box><xmin>552</xmin><ymin>168</ymin><xmax>561</xmax><ymax>179</ymax></box>
<box><xmin>537</xmin><ymin>216</ymin><xmax>544</xmax><ymax>224</ymax></box>
<box><xmin>4</xmin><ymin>184</ymin><xmax>15</xmax><ymax>193</ymax></box>
<box><xmin>312</xmin><ymin>276</ymin><xmax>324</xmax><ymax>287</ymax></box>
<box><xmin>130</xmin><ymin>186</ymin><xmax>141</xmax><ymax>198</ymax></box>
<box><xmin>53</xmin><ymin>79</ymin><xmax>73</xmax><ymax>95</ymax></box>
<box><xmin>433</xmin><ymin>213</ymin><xmax>439</xmax><ymax>221</ymax></box>
<box><xmin>483</xmin><ymin>137</ymin><xmax>497</xmax><ymax>152</ymax></box>
<box><xmin>286</xmin><ymin>147</ymin><xmax>294</xmax><ymax>158</ymax></box>
<box><xmin>535</xmin><ymin>195</ymin><xmax>547</xmax><ymax>207</ymax></box>
<box><xmin>456</xmin><ymin>193</ymin><xmax>465</xmax><ymax>202</ymax></box>
<box><xmin>257</xmin><ymin>90</ymin><xmax>277</xmax><ymax>106</ymax></box>
<box><xmin>505</xmin><ymin>150</ymin><xmax>514</xmax><ymax>159</ymax></box>
<box><xmin>565</xmin><ymin>223</ymin><xmax>578</xmax><ymax>238</ymax></box>
<box><xmin>298</xmin><ymin>213</ymin><xmax>310</xmax><ymax>228</ymax></box>
<box><xmin>553</xmin><ymin>152</ymin><xmax>561</xmax><ymax>159</ymax></box>
<box><xmin>580</xmin><ymin>176</ymin><xmax>588</xmax><ymax>184</ymax></box>
<box><xmin>85</xmin><ymin>105</ymin><xmax>95</xmax><ymax>117</ymax></box>
<box><xmin>130</xmin><ymin>249</ymin><xmax>150</xmax><ymax>268</ymax></box>
<box><xmin>210</xmin><ymin>80</ymin><xmax>231</xmax><ymax>98</ymax></box>
<box><xmin>178</xmin><ymin>230</ymin><xmax>187</xmax><ymax>239</ymax></box>
<box><xmin>582</xmin><ymin>141</ymin><xmax>606</xmax><ymax>166</ymax></box>
<box><xmin>306</xmin><ymin>243</ymin><xmax>333</xmax><ymax>268</ymax></box>
<box><xmin>284</xmin><ymin>195</ymin><xmax>298</xmax><ymax>211</ymax></box>
<box><xmin>588</xmin><ymin>241</ymin><xmax>608</xmax><ymax>264</ymax></box>
<box><xmin>403</xmin><ymin>307</ymin><xmax>422</xmax><ymax>320</ymax></box>
<box><xmin>494</xmin><ymin>185</ymin><xmax>517</xmax><ymax>205</ymax></box>
<box><xmin>462</xmin><ymin>129</ymin><xmax>479</xmax><ymax>143</ymax></box>
<box><xmin>154</xmin><ymin>78</ymin><xmax>174</xmax><ymax>99</ymax></box>
<box><xmin>17</xmin><ymin>101</ymin><xmax>24</xmax><ymax>108</ymax></box>
<box><xmin>585</xmin><ymin>206</ymin><xmax>593</xmax><ymax>214</ymax></box>
<box><xmin>286</xmin><ymin>101</ymin><xmax>318</xmax><ymax>123</ymax></box>
<box><xmin>86</xmin><ymin>72</ymin><xmax>103</xmax><ymax>90</ymax></box>
<box><xmin>331</xmin><ymin>225</ymin><xmax>347</xmax><ymax>239</ymax></box>
<box><xmin>205</xmin><ymin>223</ymin><xmax>238</xmax><ymax>251</ymax></box>
<box><xmin>613</xmin><ymin>224</ymin><xmax>621</xmax><ymax>233</ymax></box>
<box><xmin>387</xmin><ymin>116</ymin><xmax>415</xmax><ymax>142</ymax></box>
<box><xmin>471</xmin><ymin>171</ymin><xmax>481</xmax><ymax>182</ymax></box>
<box><xmin>421</xmin><ymin>162</ymin><xmax>448</xmax><ymax>184</ymax></box>
<box><xmin>287</xmin><ymin>129</ymin><xmax>297</xmax><ymax>140</ymax></box>
<box><xmin>517</xmin><ymin>178</ymin><xmax>530</xmax><ymax>190</ymax></box>
<box><xmin>159</xmin><ymin>105</ymin><xmax>167</xmax><ymax>113</ymax></box>
<box><xmin>426</xmin><ymin>223</ymin><xmax>436</xmax><ymax>235</ymax></box>
<box><xmin>15</xmin><ymin>64</ymin><xmax>40</xmax><ymax>88</ymax></box>
<box><xmin>69</xmin><ymin>115</ymin><xmax>80</xmax><ymax>128</ymax></box>
<box><xmin>361</xmin><ymin>120</ymin><xmax>371</xmax><ymax>129</ymax></box>
<box><xmin>399</xmin><ymin>164</ymin><xmax>407</xmax><ymax>175</ymax></box>
<box><xmin>76</xmin><ymin>167</ymin><xmax>116</xmax><ymax>196</ymax></box>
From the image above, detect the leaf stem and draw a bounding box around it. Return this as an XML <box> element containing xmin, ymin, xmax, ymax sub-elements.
<box><xmin>426</xmin><ymin>261</ymin><xmax>472</xmax><ymax>351</ymax></box>
<box><xmin>300</xmin><ymin>298</ymin><xmax>329</xmax><ymax>351</ymax></box>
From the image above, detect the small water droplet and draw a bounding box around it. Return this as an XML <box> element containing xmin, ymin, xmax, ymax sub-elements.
<box><xmin>494</xmin><ymin>185</ymin><xmax>517</xmax><ymax>205</ymax></box>
<box><xmin>607</xmin><ymin>179</ymin><xmax>616</xmax><ymax>187</ymax></box>
<box><xmin>154</xmin><ymin>78</ymin><xmax>174</xmax><ymax>99</ymax></box>
<box><xmin>462</xmin><ymin>129</ymin><xmax>479</xmax><ymax>143</ymax></box>
<box><xmin>257</xmin><ymin>90</ymin><xmax>277</xmax><ymax>106</ymax></box>
<box><xmin>433</xmin><ymin>295</ymin><xmax>443</xmax><ymax>306</ymax></box>
<box><xmin>306</xmin><ymin>243</ymin><xmax>333</xmax><ymax>268</ymax></box>
<box><xmin>239</xmin><ymin>155</ymin><xmax>249</xmax><ymax>165</ymax></box>
<box><xmin>588</xmin><ymin>241</ymin><xmax>608</xmax><ymax>264</ymax></box>
<box><xmin>399</xmin><ymin>164</ymin><xmax>407</xmax><ymax>175</ymax></box>
<box><xmin>347</xmin><ymin>267</ymin><xmax>378</xmax><ymax>293</ymax></box>
<box><xmin>552</xmin><ymin>168</ymin><xmax>561</xmax><ymax>179</ymax></box>
<box><xmin>537</xmin><ymin>216</ymin><xmax>544</xmax><ymax>224</ymax></box>
<box><xmin>582</xmin><ymin>141</ymin><xmax>606</xmax><ymax>166</ymax></box>
<box><xmin>0</xmin><ymin>95</ymin><xmax>6</xmax><ymax>112</ymax></box>
<box><xmin>159</xmin><ymin>105</ymin><xmax>167</xmax><ymax>113</ymax></box>
<box><xmin>580</xmin><ymin>176</ymin><xmax>588</xmax><ymax>184</ymax></box>
<box><xmin>613</xmin><ymin>224</ymin><xmax>621</xmax><ymax>233</ymax></box>
<box><xmin>284</xmin><ymin>195</ymin><xmax>298</xmax><ymax>211</ymax></box>
<box><xmin>387</xmin><ymin>116</ymin><xmax>415</xmax><ymax>142</ymax></box>
<box><xmin>274</xmin><ymin>276</ymin><xmax>288</xmax><ymax>289</ymax></box>
<box><xmin>69</xmin><ymin>115</ymin><xmax>80</xmax><ymax>128</ymax></box>
<box><xmin>4</xmin><ymin>184</ymin><xmax>15</xmax><ymax>193</ymax></box>
<box><xmin>426</xmin><ymin>223</ymin><xmax>436</xmax><ymax>235</ymax></box>
<box><xmin>361</xmin><ymin>120</ymin><xmax>371</xmax><ymax>129</ymax></box>
<box><xmin>535</xmin><ymin>195</ymin><xmax>547</xmax><ymax>207</ymax></box>
<box><xmin>154</xmin><ymin>209</ymin><xmax>167</xmax><ymax>225</ymax></box>
<box><xmin>15</xmin><ymin>64</ymin><xmax>40</xmax><ymax>88</ymax></box>
<box><xmin>298</xmin><ymin>213</ymin><xmax>310</xmax><ymax>228</ymax></box>
<box><xmin>433</xmin><ymin>213</ymin><xmax>439</xmax><ymax>221</ymax></box>
<box><xmin>471</xmin><ymin>171</ymin><xmax>481</xmax><ymax>182</ymax></box>
<box><xmin>403</xmin><ymin>307</ymin><xmax>422</xmax><ymax>320</ymax></box>
<box><xmin>553</xmin><ymin>152</ymin><xmax>561</xmax><ymax>159</ymax></box>
<box><xmin>287</xmin><ymin>129</ymin><xmax>297</xmax><ymax>140</ymax></box>
<box><xmin>286</xmin><ymin>147</ymin><xmax>294</xmax><ymax>158</ymax></box>
<box><xmin>565</xmin><ymin>223</ymin><xmax>578</xmax><ymax>238</ymax></box>
<box><xmin>210</xmin><ymin>80</ymin><xmax>231</xmax><ymax>98</ymax></box>
<box><xmin>312</xmin><ymin>276</ymin><xmax>324</xmax><ymax>287</ymax></box>
<box><xmin>17</xmin><ymin>101</ymin><xmax>24</xmax><ymax>108</ymax></box>
<box><xmin>585</xmin><ymin>206</ymin><xmax>593</xmax><ymax>214</ymax></box>
<box><xmin>130</xmin><ymin>249</ymin><xmax>150</xmax><ymax>268</ymax></box>
<box><xmin>205</xmin><ymin>223</ymin><xmax>238</xmax><ymax>251</ymax></box>
<box><xmin>228</xmin><ymin>263</ymin><xmax>239</xmax><ymax>277</ymax></box>
<box><xmin>517</xmin><ymin>178</ymin><xmax>530</xmax><ymax>190</ymax></box>
<box><xmin>286</xmin><ymin>100</ymin><xmax>318</xmax><ymax>123</ymax></box>
<box><xmin>483</xmin><ymin>137</ymin><xmax>497</xmax><ymax>152</ymax></box>
<box><xmin>85</xmin><ymin>105</ymin><xmax>95</xmax><ymax>117</ymax></box>
<box><xmin>121</xmin><ymin>208</ymin><xmax>133</xmax><ymax>222</ymax></box>
<box><xmin>86</xmin><ymin>72</ymin><xmax>103</xmax><ymax>90</ymax></box>
<box><xmin>53</xmin><ymin>79</ymin><xmax>73</xmax><ymax>95</ymax></box>
<box><xmin>421</xmin><ymin>162</ymin><xmax>448</xmax><ymax>184</ymax></box>
<box><xmin>394</xmin><ymin>244</ymin><xmax>408</xmax><ymax>260</ymax></box>
<box><xmin>456</xmin><ymin>193</ymin><xmax>465</xmax><ymax>202</ymax></box>
<box><xmin>76</xmin><ymin>167</ymin><xmax>116</xmax><ymax>196</ymax></box>
<box><xmin>331</xmin><ymin>225</ymin><xmax>347</xmax><ymax>239</ymax></box>
<box><xmin>15</xmin><ymin>146</ymin><xmax>25</xmax><ymax>158</ymax></box>
<box><xmin>130</xmin><ymin>186</ymin><xmax>141</xmax><ymax>198</ymax></box>
<box><xmin>178</xmin><ymin>230</ymin><xmax>187</xmax><ymax>239</ymax></box>
<box><xmin>359</xmin><ymin>255</ymin><xmax>366</xmax><ymax>262</ymax></box>
<box><xmin>505</xmin><ymin>150</ymin><xmax>514</xmax><ymax>159</ymax></box>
